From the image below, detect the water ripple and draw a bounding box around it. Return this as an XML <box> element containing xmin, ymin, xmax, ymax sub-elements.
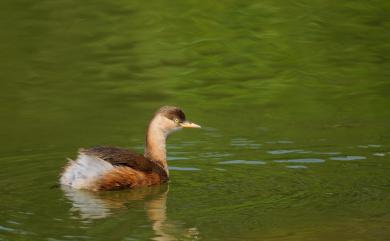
<box><xmin>168</xmin><ymin>156</ymin><xmax>190</xmax><ymax>161</ymax></box>
<box><xmin>313</xmin><ymin>151</ymin><xmax>341</xmax><ymax>155</ymax></box>
<box><xmin>273</xmin><ymin>158</ymin><xmax>325</xmax><ymax>163</ymax></box>
<box><xmin>357</xmin><ymin>144</ymin><xmax>381</xmax><ymax>148</ymax></box>
<box><xmin>286</xmin><ymin>165</ymin><xmax>307</xmax><ymax>169</ymax></box>
<box><xmin>218</xmin><ymin>160</ymin><xmax>266</xmax><ymax>165</ymax></box>
<box><xmin>268</xmin><ymin>149</ymin><xmax>310</xmax><ymax>155</ymax></box>
<box><xmin>373</xmin><ymin>153</ymin><xmax>385</xmax><ymax>157</ymax></box>
<box><xmin>0</xmin><ymin>224</ymin><xmax>31</xmax><ymax>235</ymax></box>
<box><xmin>266</xmin><ymin>140</ymin><xmax>294</xmax><ymax>144</ymax></box>
<box><xmin>230</xmin><ymin>138</ymin><xmax>262</xmax><ymax>148</ymax></box>
<box><xmin>0</xmin><ymin>225</ymin><xmax>15</xmax><ymax>233</ymax></box>
<box><xmin>169</xmin><ymin>166</ymin><xmax>200</xmax><ymax>171</ymax></box>
<box><xmin>329</xmin><ymin>156</ymin><xmax>366</xmax><ymax>161</ymax></box>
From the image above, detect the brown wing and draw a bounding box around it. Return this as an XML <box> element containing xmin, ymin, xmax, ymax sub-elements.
<box><xmin>79</xmin><ymin>146</ymin><xmax>168</xmax><ymax>181</ymax></box>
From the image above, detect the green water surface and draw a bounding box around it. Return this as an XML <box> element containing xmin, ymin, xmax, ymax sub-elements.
<box><xmin>1</xmin><ymin>1</ymin><xmax>390</xmax><ymax>240</ymax></box>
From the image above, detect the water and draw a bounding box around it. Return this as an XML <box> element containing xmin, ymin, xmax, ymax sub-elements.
<box><xmin>1</xmin><ymin>1</ymin><xmax>390</xmax><ymax>240</ymax></box>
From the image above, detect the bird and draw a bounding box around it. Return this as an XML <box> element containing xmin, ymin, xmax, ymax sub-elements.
<box><xmin>60</xmin><ymin>106</ymin><xmax>201</xmax><ymax>191</ymax></box>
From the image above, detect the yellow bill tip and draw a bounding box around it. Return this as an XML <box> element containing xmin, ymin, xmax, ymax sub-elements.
<box><xmin>180</xmin><ymin>121</ymin><xmax>201</xmax><ymax>128</ymax></box>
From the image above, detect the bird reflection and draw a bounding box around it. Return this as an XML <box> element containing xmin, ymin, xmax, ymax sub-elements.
<box><xmin>61</xmin><ymin>185</ymin><xmax>199</xmax><ymax>241</ymax></box>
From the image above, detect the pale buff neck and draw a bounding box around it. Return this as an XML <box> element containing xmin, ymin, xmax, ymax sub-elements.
<box><xmin>144</xmin><ymin>115</ymin><xmax>175</xmax><ymax>176</ymax></box>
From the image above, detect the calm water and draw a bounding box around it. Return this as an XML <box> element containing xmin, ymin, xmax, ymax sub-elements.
<box><xmin>1</xmin><ymin>1</ymin><xmax>390</xmax><ymax>240</ymax></box>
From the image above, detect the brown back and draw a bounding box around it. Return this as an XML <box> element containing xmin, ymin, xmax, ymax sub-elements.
<box><xmin>80</xmin><ymin>146</ymin><xmax>168</xmax><ymax>182</ymax></box>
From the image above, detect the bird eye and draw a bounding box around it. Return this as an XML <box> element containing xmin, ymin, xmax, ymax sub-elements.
<box><xmin>174</xmin><ymin>118</ymin><xmax>179</xmax><ymax>123</ymax></box>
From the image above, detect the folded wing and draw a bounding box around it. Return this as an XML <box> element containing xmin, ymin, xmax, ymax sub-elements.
<box><xmin>79</xmin><ymin>146</ymin><xmax>168</xmax><ymax>181</ymax></box>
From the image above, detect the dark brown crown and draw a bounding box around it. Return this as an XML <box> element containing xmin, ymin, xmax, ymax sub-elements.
<box><xmin>157</xmin><ymin>106</ymin><xmax>186</xmax><ymax>122</ymax></box>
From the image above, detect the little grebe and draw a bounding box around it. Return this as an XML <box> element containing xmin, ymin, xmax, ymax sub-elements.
<box><xmin>60</xmin><ymin>106</ymin><xmax>200</xmax><ymax>191</ymax></box>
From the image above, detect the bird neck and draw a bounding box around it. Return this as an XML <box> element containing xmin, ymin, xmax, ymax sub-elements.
<box><xmin>144</xmin><ymin>115</ymin><xmax>169</xmax><ymax>175</ymax></box>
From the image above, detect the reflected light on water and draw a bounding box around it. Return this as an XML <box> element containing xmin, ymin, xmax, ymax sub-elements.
<box><xmin>61</xmin><ymin>185</ymin><xmax>199</xmax><ymax>241</ymax></box>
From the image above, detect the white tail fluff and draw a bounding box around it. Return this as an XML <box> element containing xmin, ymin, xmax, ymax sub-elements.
<box><xmin>60</xmin><ymin>154</ymin><xmax>113</xmax><ymax>190</ymax></box>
